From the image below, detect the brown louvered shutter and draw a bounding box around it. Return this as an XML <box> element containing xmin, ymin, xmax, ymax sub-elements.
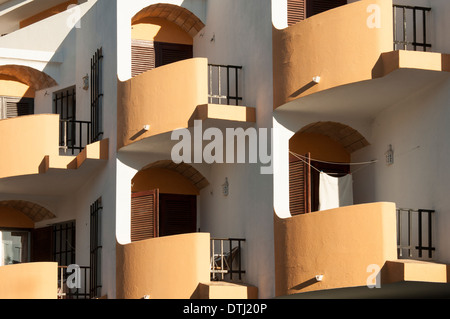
<box><xmin>159</xmin><ymin>194</ymin><xmax>196</xmax><ymax>237</ymax></box>
<box><xmin>2</xmin><ymin>97</ymin><xmax>34</xmax><ymax>119</ymax></box>
<box><xmin>307</xmin><ymin>0</ymin><xmax>347</xmax><ymax>17</ymax></box>
<box><xmin>131</xmin><ymin>189</ymin><xmax>159</xmax><ymax>242</ymax></box>
<box><xmin>289</xmin><ymin>152</ymin><xmax>311</xmax><ymax>215</ymax></box>
<box><xmin>154</xmin><ymin>42</ymin><xmax>193</xmax><ymax>68</ymax></box>
<box><xmin>287</xmin><ymin>0</ymin><xmax>306</xmax><ymax>26</ymax></box>
<box><xmin>131</xmin><ymin>39</ymin><xmax>156</xmax><ymax>77</ymax></box>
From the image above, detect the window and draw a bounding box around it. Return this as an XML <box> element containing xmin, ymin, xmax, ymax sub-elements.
<box><xmin>130</xmin><ymin>190</ymin><xmax>197</xmax><ymax>241</ymax></box>
<box><xmin>91</xmin><ymin>48</ymin><xmax>103</xmax><ymax>143</ymax></box>
<box><xmin>0</xmin><ymin>96</ymin><xmax>34</xmax><ymax>119</ymax></box>
<box><xmin>131</xmin><ymin>39</ymin><xmax>155</xmax><ymax>77</ymax></box>
<box><xmin>0</xmin><ymin>230</ymin><xmax>30</xmax><ymax>266</ymax></box>
<box><xmin>289</xmin><ymin>152</ymin><xmax>350</xmax><ymax>214</ymax></box>
<box><xmin>131</xmin><ymin>40</ymin><xmax>193</xmax><ymax>77</ymax></box>
<box><xmin>287</xmin><ymin>0</ymin><xmax>347</xmax><ymax>26</ymax></box>
<box><xmin>54</xmin><ymin>87</ymin><xmax>76</xmax><ymax>152</ymax></box>
<box><xmin>131</xmin><ymin>189</ymin><xmax>159</xmax><ymax>241</ymax></box>
<box><xmin>53</xmin><ymin>86</ymin><xmax>76</xmax><ymax>121</ymax></box>
<box><xmin>289</xmin><ymin>153</ymin><xmax>311</xmax><ymax>215</ymax></box>
<box><xmin>53</xmin><ymin>221</ymin><xmax>76</xmax><ymax>266</ymax></box>
<box><xmin>90</xmin><ymin>197</ymin><xmax>102</xmax><ymax>298</ymax></box>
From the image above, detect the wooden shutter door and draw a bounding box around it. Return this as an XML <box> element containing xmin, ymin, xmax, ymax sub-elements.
<box><xmin>307</xmin><ymin>0</ymin><xmax>347</xmax><ymax>17</ymax></box>
<box><xmin>287</xmin><ymin>0</ymin><xmax>306</xmax><ymax>26</ymax></box>
<box><xmin>131</xmin><ymin>39</ymin><xmax>156</xmax><ymax>77</ymax></box>
<box><xmin>159</xmin><ymin>194</ymin><xmax>196</xmax><ymax>237</ymax></box>
<box><xmin>131</xmin><ymin>189</ymin><xmax>159</xmax><ymax>242</ymax></box>
<box><xmin>154</xmin><ymin>42</ymin><xmax>193</xmax><ymax>68</ymax></box>
<box><xmin>289</xmin><ymin>153</ymin><xmax>311</xmax><ymax>215</ymax></box>
<box><xmin>31</xmin><ymin>226</ymin><xmax>54</xmax><ymax>262</ymax></box>
<box><xmin>2</xmin><ymin>97</ymin><xmax>34</xmax><ymax>119</ymax></box>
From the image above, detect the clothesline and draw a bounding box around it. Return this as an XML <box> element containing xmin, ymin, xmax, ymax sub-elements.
<box><xmin>289</xmin><ymin>151</ymin><xmax>378</xmax><ymax>175</ymax></box>
<box><xmin>289</xmin><ymin>151</ymin><xmax>378</xmax><ymax>166</ymax></box>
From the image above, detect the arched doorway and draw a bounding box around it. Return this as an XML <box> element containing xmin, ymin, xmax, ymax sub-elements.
<box><xmin>289</xmin><ymin>121</ymin><xmax>369</xmax><ymax>214</ymax></box>
<box><xmin>130</xmin><ymin>160</ymin><xmax>209</xmax><ymax>241</ymax></box>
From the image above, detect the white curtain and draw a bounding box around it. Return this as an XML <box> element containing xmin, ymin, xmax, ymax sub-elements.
<box><xmin>319</xmin><ymin>172</ymin><xmax>354</xmax><ymax>211</ymax></box>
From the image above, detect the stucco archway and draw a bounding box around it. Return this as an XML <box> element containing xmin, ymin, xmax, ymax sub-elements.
<box><xmin>0</xmin><ymin>65</ymin><xmax>57</xmax><ymax>91</ymax></box>
<box><xmin>132</xmin><ymin>3</ymin><xmax>205</xmax><ymax>37</ymax></box>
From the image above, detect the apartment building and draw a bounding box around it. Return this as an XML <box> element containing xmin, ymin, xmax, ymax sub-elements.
<box><xmin>0</xmin><ymin>0</ymin><xmax>449</xmax><ymax>300</ymax></box>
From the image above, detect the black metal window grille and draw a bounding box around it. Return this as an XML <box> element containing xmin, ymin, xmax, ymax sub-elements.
<box><xmin>208</xmin><ymin>64</ymin><xmax>243</xmax><ymax>106</ymax></box>
<box><xmin>91</xmin><ymin>48</ymin><xmax>104</xmax><ymax>143</ymax></box>
<box><xmin>90</xmin><ymin>197</ymin><xmax>103</xmax><ymax>299</ymax></box>
<box><xmin>397</xmin><ymin>208</ymin><xmax>436</xmax><ymax>259</ymax></box>
<box><xmin>210</xmin><ymin>238</ymin><xmax>245</xmax><ymax>281</ymax></box>
<box><xmin>53</xmin><ymin>220</ymin><xmax>76</xmax><ymax>266</ymax></box>
<box><xmin>393</xmin><ymin>5</ymin><xmax>432</xmax><ymax>52</ymax></box>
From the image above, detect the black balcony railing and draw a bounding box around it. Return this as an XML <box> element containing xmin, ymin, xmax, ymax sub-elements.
<box><xmin>208</xmin><ymin>64</ymin><xmax>243</xmax><ymax>106</ymax></box>
<box><xmin>393</xmin><ymin>5</ymin><xmax>432</xmax><ymax>52</ymax></box>
<box><xmin>397</xmin><ymin>208</ymin><xmax>436</xmax><ymax>259</ymax></box>
<box><xmin>59</xmin><ymin>119</ymin><xmax>92</xmax><ymax>155</ymax></box>
<box><xmin>58</xmin><ymin>265</ymin><xmax>91</xmax><ymax>299</ymax></box>
<box><xmin>210</xmin><ymin>238</ymin><xmax>245</xmax><ymax>281</ymax></box>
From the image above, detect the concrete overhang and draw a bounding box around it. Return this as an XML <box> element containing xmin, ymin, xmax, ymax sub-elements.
<box><xmin>278</xmin><ymin>281</ymin><xmax>450</xmax><ymax>299</ymax></box>
<box><xmin>275</xmin><ymin>51</ymin><xmax>450</xmax><ymax>124</ymax></box>
<box><xmin>277</xmin><ymin>259</ymin><xmax>450</xmax><ymax>299</ymax></box>
<box><xmin>118</xmin><ymin>104</ymin><xmax>256</xmax><ymax>155</ymax></box>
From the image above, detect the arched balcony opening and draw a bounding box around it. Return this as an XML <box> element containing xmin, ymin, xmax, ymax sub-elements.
<box><xmin>130</xmin><ymin>160</ymin><xmax>209</xmax><ymax>241</ymax></box>
<box><xmin>130</xmin><ymin>3</ymin><xmax>205</xmax><ymax>77</ymax></box>
<box><xmin>0</xmin><ymin>200</ymin><xmax>56</xmax><ymax>266</ymax></box>
<box><xmin>0</xmin><ymin>65</ymin><xmax>57</xmax><ymax>120</ymax></box>
<box><xmin>288</xmin><ymin>121</ymin><xmax>369</xmax><ymax>215</ymax></box>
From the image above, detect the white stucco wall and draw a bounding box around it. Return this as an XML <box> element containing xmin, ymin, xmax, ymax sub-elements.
<box><xmin>352</xmin><ymin>76</ymin><xmax>450</xmax><ymax>263</ymax></box>
<box><xmin>0</xmin><ymin>0</ymin><xmax>119</xmax><ymax>298</ymax></box>
<box><xmin>193</xmin><ymin>0</ymin><xmax>275</xmax><ymax>298</ymax></box>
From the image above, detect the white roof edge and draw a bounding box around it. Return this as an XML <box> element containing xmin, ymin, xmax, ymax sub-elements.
<box><xmin>0</xmin><ymin>47</ymin><xmax>62</xmax><ymax>63</ymax></box>
<box><xmin>0</xmin><ymin>0</ymin><xmax>34</xmax><ymax>17</ymax></box>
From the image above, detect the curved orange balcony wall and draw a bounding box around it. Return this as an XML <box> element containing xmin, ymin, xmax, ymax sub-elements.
<box><xmin>117</xmin><ymin>58</ymin><xmax>208</xmax><ymax>150</ymax></box>
<box><xmin>0</xmin><ymin>262</ymin><xmax>58</xmax><ymax>299</ymax></box>
<box><xmin>0</xmin><ymin>114</ymin><xmax>59</xmax><ymax>179</ymax></box>
<box><xmin>116</xmin><ymin>233</ymin><xmax>210</xmax><ymax>299</ymax></box>
<box><xmin>274</xmin><ymin>202</ymin><xmax>398</xmax><ymax>297</ymax></box>
<box><xmin>273</xmin><ymin>0</ymin><xmax>394</xmax><ymax>110</ymax></box>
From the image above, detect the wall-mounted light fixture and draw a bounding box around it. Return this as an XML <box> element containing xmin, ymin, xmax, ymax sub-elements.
<box><xmin>222</xmin><ymin>177</ymin><xmax>229</xmax><ymax>196</ymax></box>
<box><xmin>82</xmin><ymin>74</ymin><xmax>89</xmax><ymax>90</ymax></box>
<box><xmin>143</xmin><ymin>125</ymin><xmax>150</xmax><ymax>131</ymax></box>
<box><xmin>312</xmin><ymin>76</ymin><xmax>321</xmax><ymax>84</ymax></box>
<box><xmin>385</xmin><ymin>144</ymin><xmax>394</xmax><ymax>166</ymax></box>
<box><xmin>316</xmin><ymin>275</ymin><xmax>324</xmax><ymax>282</ymax></box>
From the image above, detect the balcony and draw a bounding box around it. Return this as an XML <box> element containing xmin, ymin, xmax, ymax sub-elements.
<box><xmin>0</xmin><ymin>114</ymin><xmax>108</xmax><ymax>196</ymax></box>
<box><xmin>274</xmin><ymin>202</ymin><xmax>450</xmax><ymax>298</ymax></box>
<box><xmin>393</xmin><ymin>5</ymin><xmax>432</xmax><ymax>52</ymax></box>
<box><xmin>117</xmin><ymin>58</ymin><xmax>255</xmax><ymax>153</ymax></box>
<box><xmin>273</xmin><ymin>0</ymin><xmax>450</xmax><ymax>114</ymax></box>
<box><xmin>116</xmin><ymin>233</ymin><xmax>257</xmax><ymax>299</ymax></box>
